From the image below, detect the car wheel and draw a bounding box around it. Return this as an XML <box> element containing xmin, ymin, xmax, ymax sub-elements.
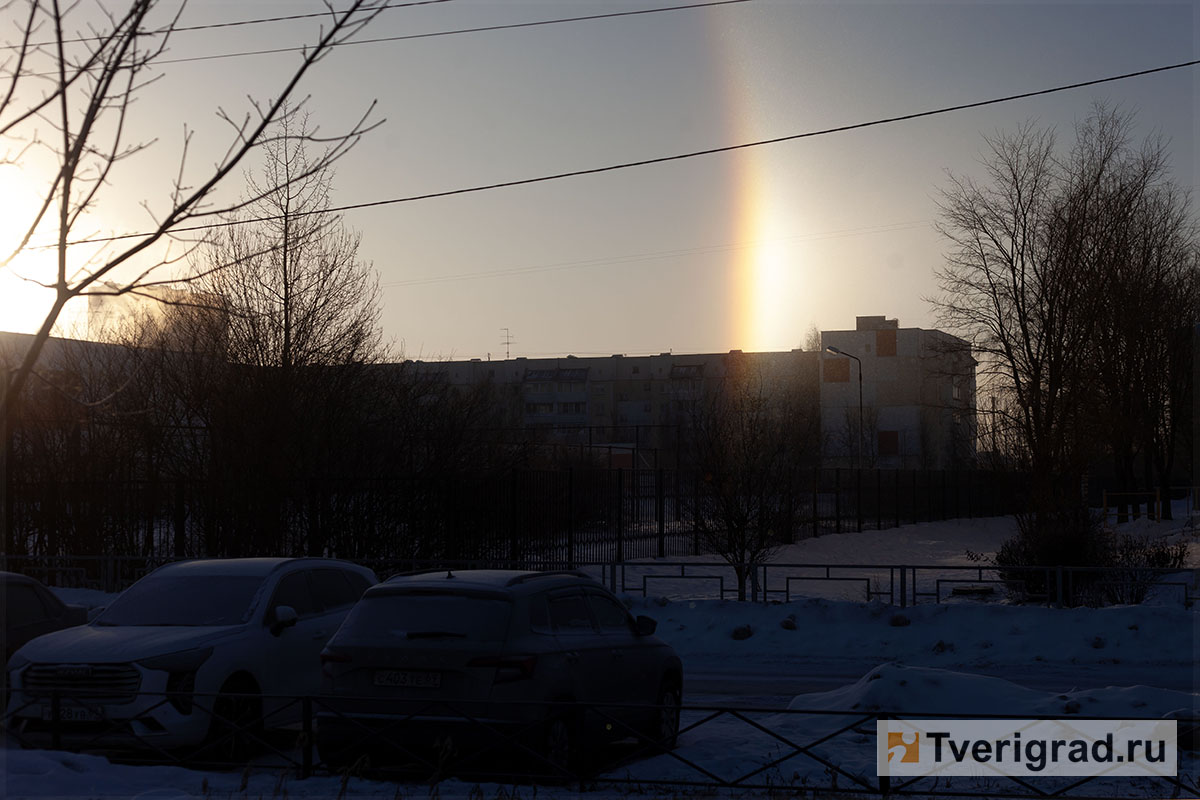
<box><xmin>206</xmin><ymin>684</ymin><xmax>262</xmax><ymax>763</ymax></box>
<box><xmin>646</xmin><ymin>679</ymin><xmax>681</xmax><ymax>752</ymax></box>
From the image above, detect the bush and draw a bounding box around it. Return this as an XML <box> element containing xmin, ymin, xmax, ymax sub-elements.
<box><xmin>992</xmin><ymin>506</ymin><xmax>1107</xmax><ymax>603</ymax></box>
<box><xmin>1099</xmin><ymin>533</ymin><xmax>1188</xmax><ymax>605</ymax></box>
<box><xmin>987</xmin><ymin>505</ymin><xmax>1187</xmax><ymax>605</ymax></box>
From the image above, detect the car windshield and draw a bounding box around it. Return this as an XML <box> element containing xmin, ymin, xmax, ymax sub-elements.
<box><xmin>342</xmin><ymin>591</ymin><xmax>512</xmax><ymax>642</ymax></box>
<box><xmin>96</xmin><ymin>575</ymin><xmax>266</xmax><ymax>626</ymax></box>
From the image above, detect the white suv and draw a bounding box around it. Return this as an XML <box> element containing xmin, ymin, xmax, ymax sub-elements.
<box><xmin>5</xmin><ymin>557</ymin><xmax>376</xmax><ymax>755</ymax></box>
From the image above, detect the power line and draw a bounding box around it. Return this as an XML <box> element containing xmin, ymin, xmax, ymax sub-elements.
<box><xmin>3</xmin><ymin>0</ymin><xmax>455</xmax><ymax>50</ymax></box>
<box><xmin>148</xmin><ymin>0</ymin><xmax>752</xmax><ymax>67</ymax></box>
<box><xmin>59</xmin><ymin>57</ymin><xmax>1200</xmax><ymax>248</ymax></box>
<box><xmin>381</xmin><ymin>220</ymin><xmax>930</xmax><ymax>288</ymax></box>
<box><xmin>11</xmin><ymin>0</ymin><xmax>751</xmax><ymax>63</ymax></box>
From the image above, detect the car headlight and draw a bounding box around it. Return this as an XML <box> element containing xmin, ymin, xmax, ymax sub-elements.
<box><xmin>6</xmin><ymin>652</ymin><xmax>31</xmax><ymax>676</ymax></box>
<box><xmin>138</xmin><ymin>648</ymin><xmax>213</xmax><ymax>715</ymax></box>
<box><xmin>137</xmin><ymin>647</ymin><xmax>213</xmax><ymax>673</ymax></box>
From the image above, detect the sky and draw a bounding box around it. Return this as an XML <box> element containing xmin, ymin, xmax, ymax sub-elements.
<box><xmin>0</xmin><ymin>0</ymin><xmax>1196</xmax><ymax>360</ymax></box>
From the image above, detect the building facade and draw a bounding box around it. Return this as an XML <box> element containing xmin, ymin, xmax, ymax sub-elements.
<box><xmin>821</xmin><ymin>316</ymin><xmax>976</xmax><ymax>470</ymax></box>
<box><xmin>421</xmin><ymin>316</ymin><xmax>978</xmax><ymax>470</ymax></box>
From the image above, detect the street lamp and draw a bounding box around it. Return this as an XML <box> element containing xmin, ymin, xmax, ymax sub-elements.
<box><xmin>825</xmin><ymin>345</ymin><xmax>863</xmax><ymax>470</ymax></box>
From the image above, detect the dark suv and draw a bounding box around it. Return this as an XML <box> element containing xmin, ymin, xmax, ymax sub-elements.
<box><xmin>315</xmin><ymin>569</ymin><xmax>682</xmax><ymax>773</ymax></box>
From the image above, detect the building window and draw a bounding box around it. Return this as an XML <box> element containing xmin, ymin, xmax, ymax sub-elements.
<box><xmin>632</xmin><ymin>366</ymin><xmax>640</xmax><ymax>374</ymax></box>
<box><xmin>558</xmin><ymin>402</ymin><xmax>585</xmax><ymax>414</ymax></box>
<box><xmin>952</xmin><ymin>382</ymin><xmax>962</xmax><ymax>401</ymax></box>
<box><xmin>524</xmin><ymin>402</ymin><xmax>553</xmax><ymax>415</ymax></box>
<box><xmin>876</xmin><ymin>329</ymin><xmax>897</xmax><ymax>357</ymax></box>
<box><xmin>878</xmin><ymin>430</ymin><xmax>900</xmax><ymax>457</ymax></box>
<box><xmin>823</xmin><ymin>359</ymin><xmax>850</xmax><ymax>382</ymax></box>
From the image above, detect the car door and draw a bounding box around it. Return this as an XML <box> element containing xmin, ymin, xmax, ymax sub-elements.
<box><xmin>546</xmin><ymin>589</ymin><xmax>606</xmax><ymax>697</ymax></box>
<box><xmin>584</xmin><ymin>589</ymin><xmax>656</xmax><ymax>734</ymax></box>
<box><xmin>263</xmin><ymin>570</ymin><xmax>329</xmax><ymax>706</ymax></box>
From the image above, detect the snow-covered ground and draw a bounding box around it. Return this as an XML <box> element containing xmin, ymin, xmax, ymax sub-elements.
<box><xmin>5</xmin><ymin>514</ymin><xmax>1198</xmax><ymax>798</ymax></box>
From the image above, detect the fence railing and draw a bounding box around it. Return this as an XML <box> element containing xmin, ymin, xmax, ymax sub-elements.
<box><xmin>4</xmin><ymin>690</ymin><xmax>1195</xmax><ymax>798</ymax></box>
<box><xmin>2</xmin><ymin>555</ymin><xmax>1196</xmax><ymax>608</ymax></box>
<box><xmin>5</xmin><ymin>467</ymin><xmax>1026</xmax><ymax>567</ymax></box>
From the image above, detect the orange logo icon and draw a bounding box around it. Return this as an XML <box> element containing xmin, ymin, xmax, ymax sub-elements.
<box><xmin>888</xmin><ymin>731</ymin><xmax>920</xmax><ymax>763</ymax></box>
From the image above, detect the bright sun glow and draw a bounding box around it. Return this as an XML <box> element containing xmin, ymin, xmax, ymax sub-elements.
<box><xmin>0</xmin><ymin>164</ymin><xmax>58</xmax><ymax>335</ymax></box>
<box><xmin>0</xmin><ymin>164</ymin><xmax>102</xmax><ymax>336</ymax></box>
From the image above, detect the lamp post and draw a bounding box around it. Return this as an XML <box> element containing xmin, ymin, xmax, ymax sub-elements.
<box><xmin>825</xmin><ymin>346</ymin><xmax>863</xmax><ymax>469</ymax></box>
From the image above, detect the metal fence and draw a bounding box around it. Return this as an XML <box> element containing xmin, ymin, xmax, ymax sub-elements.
<box><xmin>5</xmin><ymin>690</ymin><xmax>1196</xmax><ymax>798</ymax></box>
<box><xmin>2</xmin><ymin>554</ymin><xmax>1195</xmax><ymax>608</ymax></box>
<box><xmin>5</xmin><ymin>467</ymin><xmax>1026</xmax><ymax>566</ymax></box>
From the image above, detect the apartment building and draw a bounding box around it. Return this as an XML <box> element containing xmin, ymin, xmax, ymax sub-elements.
<box><xmin>422</xmin><ymin>316</ymin><xmax>977</xmax><ymax>469</ymax></box>
<box><xmin>821</xmin><ymin>316</ymin><xmax>976</xmax><ymax>470</ymax></box>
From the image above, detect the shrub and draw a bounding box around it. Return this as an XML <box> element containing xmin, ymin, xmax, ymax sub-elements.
<box><xmin>986</xmin><ymin>505</ymin><xmax>1187</xmax><ymax>606</ymax></box>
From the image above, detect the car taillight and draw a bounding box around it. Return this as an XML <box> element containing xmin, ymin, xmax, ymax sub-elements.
<box><xmin>320</xmin><ymin>649</ymin><xmax>352</xmax><ymax>678</ymax></box>
<box><xmin>468</xmin><ymin>654</ymin><xmax>537</xmax><ymax>683</ymax></box>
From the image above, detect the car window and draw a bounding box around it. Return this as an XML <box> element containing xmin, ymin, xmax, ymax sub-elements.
<box><xmin>586</xmin><ymin>592</ymin><xmax>631</xmax><ymax>631</ymax></box>
<box><xmin>270</xmin><ymin>571</ymin><xmax>318</xmax><ymax>618</ymax></box>
<box><xmin>343</xmin><ymin>570</ymin><xmax>372</xmax><ymax>596</ymax></box>
<box><xmin>311</xmin><ymin>569</ymin><xmax>359</xmax><ymax>612</ymax></box>
<box><xmin>341</xmin><ymin>591</ymin><xmax>512</xmax><ymax>642</ymax></box>
<box><xmin>528</xmin><ymin>593</ymin><xmax>552</xmax><ymax>633</ymax></box>
<box><xmin>548</xmin><ymin>592</ymin><xmax>594</xmax><ymax>633</ymax></box>
<box><xmin>4</xmin><ymin>583</ymin><xmax>48</xmax><ymax>626</ymax></box>
<box><xmin>96</xmin><ymin>575</ymin><xmax>264</xmax><ymax>626</ymax></box>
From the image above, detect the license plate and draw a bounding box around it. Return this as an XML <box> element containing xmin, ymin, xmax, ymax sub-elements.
<box><xmin>373</xmin><ymin>670</ymin><xmax>441</xmax><ymax>688</ymax></box>
<box><xmin>41</xmin><ymin>704</ymin><xmax>102</xmax><ymax>722</ymax></box>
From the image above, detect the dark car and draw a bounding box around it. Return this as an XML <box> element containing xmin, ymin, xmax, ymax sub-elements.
<box><xmin>315</xmin><ymin>569</ymin><xmax>683</xmax><ymax>776</ymax></box>
<box><xmin>2</xmin><ymin>572</ymin><xmax>88</xmax><ymax>664</ymax></box>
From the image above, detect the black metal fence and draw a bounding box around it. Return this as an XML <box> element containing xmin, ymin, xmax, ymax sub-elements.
<box><xmin>5</xmin><ymin>689</ymin><xmax>1196</xmax><ymax>798</ymax></box>
<box><xmin>5</xmin><ymin>467</ymin><xmax>1026</xmax><ymax>567</ymax></box>
<box><xmin>3</xmin><ymin>553</ymin><xmax>1194</xmax><ymax>609</ymax></box>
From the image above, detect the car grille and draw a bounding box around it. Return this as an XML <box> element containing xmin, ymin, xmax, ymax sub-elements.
<box><xmin>22</xmin><ymin>664</ymin><xmax>142</xmax><ymax>703</ymax></box>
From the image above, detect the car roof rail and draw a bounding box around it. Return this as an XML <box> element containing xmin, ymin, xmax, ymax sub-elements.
<box><xmin>384</xmin><ymin>569</ymin><xmax>448</xmax><ymax>582</ymax></box>
<box><xmin>504</xmin><ymin>570</ymin><xmax>597</xmax><ymax>587</ymax></box>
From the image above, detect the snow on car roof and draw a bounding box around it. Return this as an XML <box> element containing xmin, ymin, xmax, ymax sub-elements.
<box><xmin>151</xmin><ymin>557</ymin><xmax>361</xmax><ymax>577</ymax></box>
<box><xmin>0</xmin><ymin>570</ymin><xmax>43</xmax><ymax>584</ymax></box>
<box><xmin>381</xmin><ymin>568</ymin><xmax>598</xmax><ymax>592</ymax></box>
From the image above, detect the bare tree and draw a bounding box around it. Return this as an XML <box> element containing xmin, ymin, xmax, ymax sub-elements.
<box><xmin>684</xmin><ymin>354</ymin><xmax>819</xmax><ymax>600</ymax></box>
<box><xmin>0</xmin><ymin>0</ymin><xmax>383</xmax><ymax>421</ymax></box>
<box><xmin>933</xmin><ymin>104</ymin><xmax>1197</xmax><ymax>561</ymax></box>
<box><xmin>802</xmin><ymin>324</ymin><xmax>822</xmax><ymax>352</ymax></box>
<box><xmin>0</xmin><ymin>0</ymin><xmax>383</xmax><ymax>558</ymax></box>
<box><xmin>155</xmin><ymin>108</ymin><xmax>385</xmax><ymax>556</ymax></box>
<box><xmin>933</xmin><ymin>119</ymin><xmax>1098</xmax><ymax>515</ymax></box>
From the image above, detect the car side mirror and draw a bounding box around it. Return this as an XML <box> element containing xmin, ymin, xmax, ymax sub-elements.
<box><xmin>634</xmin><ymin>615</ymin><xmax>657</xmax><ymax>636</ymax></box>
<box><xmin>271</xmin><ymin>605</ymin><xmax>298</xmax><ymax>636</ymax></box>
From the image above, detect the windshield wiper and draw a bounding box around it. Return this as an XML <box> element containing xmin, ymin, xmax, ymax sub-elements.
<box><xmin>406</xmin><ymin>630</ymin><xmax>467</xmax><ymax>639</ymax></box>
